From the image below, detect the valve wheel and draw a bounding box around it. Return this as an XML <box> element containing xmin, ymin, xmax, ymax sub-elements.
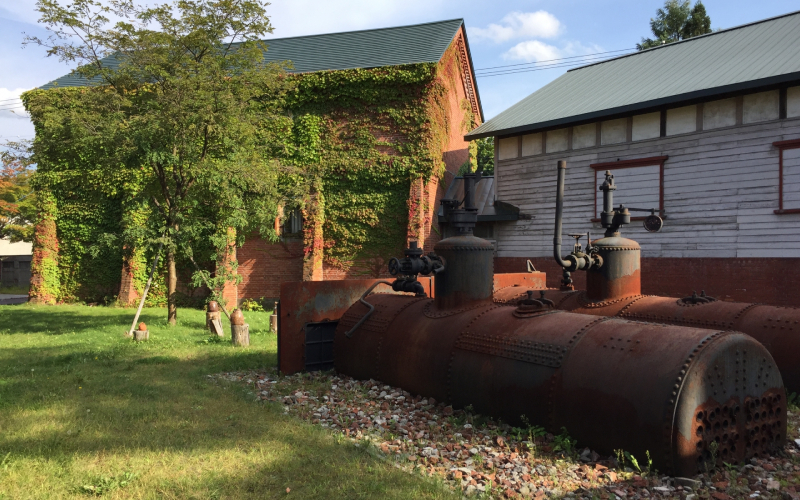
<box><xmin>387</xmin><ymin>257</ymin><xmax>401</xmax><ymax>276</ymax></box>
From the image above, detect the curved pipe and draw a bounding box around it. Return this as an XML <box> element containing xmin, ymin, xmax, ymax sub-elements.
<box><xmin>344</xmin><ymin>280</ymin><xmax>393</xmax><ymax>338</ymax></box>
<box><xmin>553</xmin><ymin>160</ymin><xmax>571</xmax><ymax>268</ymax></box>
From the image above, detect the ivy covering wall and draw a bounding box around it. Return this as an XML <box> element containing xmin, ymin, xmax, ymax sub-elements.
<box><xmin>25</xmin><ymin>40</ymin><xmax>466</xmax><ymax>301</ymax></box>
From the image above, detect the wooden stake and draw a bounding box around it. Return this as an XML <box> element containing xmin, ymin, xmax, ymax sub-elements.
<box><xmin>128</xmin><ymin>240</ymin><xmax>164</xmax><ymax>337</ymax></box>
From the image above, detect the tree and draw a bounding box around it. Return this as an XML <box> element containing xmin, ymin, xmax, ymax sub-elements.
<box><xmin>637</xmin><ymin>0</ymin><xmax>712</xmax><ymax>50</ymax></box>
<box><xmin>25</xmin><ymin>0</ymin><xmax>294</xmax><ymax>323</ymax></box>
<box><xmin>0</xmin><ymin>141</ymin><xmax>36</xmax><ymax>242</ymax></box>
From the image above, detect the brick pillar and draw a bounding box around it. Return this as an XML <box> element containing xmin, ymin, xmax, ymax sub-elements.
<box><xmin>302</xmin><ymin>187</ymin><xmax>324</xmax><ymax>281</ymax></box>
<box><xmin>118</xmin><ymin>253</ymin><xmax>140</xmax><ymax>306</ymax></box>
<box><xmin>217</xmin><ymin>226</ymin><xmax>239</xmax><ymax>307</ymax></box>
<box><xmin>29</xmin><ymin>191</ymin><xmax>59</xmax><ymax>305</ymax></box>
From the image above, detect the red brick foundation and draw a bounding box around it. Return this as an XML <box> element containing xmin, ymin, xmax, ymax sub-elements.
<box><xmin>495</xmin><ymin>257</ymin><xmax>800</xmax><ymax>308</ymax></box>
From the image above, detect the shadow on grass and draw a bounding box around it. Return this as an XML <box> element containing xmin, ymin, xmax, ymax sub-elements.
<box><xmin>0</xmin><ymin>344</ymin><xmax>459</xmax><ymax>499</ymax></box>
<box><xmin>0</xmin><ymin>304</ymin><xmax>207</xmax><ymax>335</ymax></box>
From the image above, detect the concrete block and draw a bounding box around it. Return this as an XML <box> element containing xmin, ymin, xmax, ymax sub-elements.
<box><xmin>521</xmin><ymin>133</ymin><xmax>542</xmax><ymax>156</ymax></box>
<box><xmin>632</xmin><ymin>112</ymin><xmax>660</xmax><ymax>141</ymax></box>
<box><xmin>788</xmin><ymin>86</ymin><xmax>800</xmax><ymax>119</ymax></box>
<box><xmin>572</xmin><ymin>123</ymin><xmax>596</xmax><ymax>149</ymax></box>
<box><xmin>703</xmin><ymin>98</ymin><xmax>736</xmax><ymax>129</ymax></box>
<box><xmin>498</xmin><ymin>137</ymin><xmax>519</xmax><ymax>160</ymax></box>
<box><xmin>743</xmin><ymin>90</ymin><xmax>779</xmax><ymax>123</ymax></box>
<box><xmin>601</xmin><ymin>118</ymin><xmax>627</xmax><ymax>145</ymax></box>
<box><xmin>666</xmin><ymin>105</ymin><xmax>697</xmax><ymax>135</ymax></box>
<box><xmin>545</xmin><ymin>128</ymin><xmax>569</xmax><ymax>153</ymax></box>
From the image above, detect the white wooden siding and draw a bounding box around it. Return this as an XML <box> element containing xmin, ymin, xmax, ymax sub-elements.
<box><xmin>783</xmin><ymin>148</ymin><xmax>800</xmax><ymax>210</ymax></box>
<box><xmin>595</xmin><ymin>165</ymin><xmax>660</xmax><ymax>217</ymax></box>
<box><xmin>495</xmin><ymin>117</ymin><xmax>800</xmax><ymax>259</ymax></box>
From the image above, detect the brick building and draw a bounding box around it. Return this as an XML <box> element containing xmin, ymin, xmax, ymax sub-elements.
<box><xmin>34</xmin><ymin>19</ymin><xmax>484</xmax><ymax>305</ymax></box>
<box><xmin>233</xmin><ymin>19</ymin><xmax>484</xmax><ymax>303</ymax></box>
<box><xmin>466</xmin><ymin>11</ymin><xmax>800</xmax><ymax>307</ymax></box>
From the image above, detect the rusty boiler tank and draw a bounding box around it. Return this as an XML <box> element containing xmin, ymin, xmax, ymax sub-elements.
<box><xmin>333</xmin><ymin>169</ymin><xmax>786</xmax><ymax>476</ymax></box>
<box><xmin>496</xmin><ymin>161</ymin><xmax>800</xmax><ymax>396</ymax></box>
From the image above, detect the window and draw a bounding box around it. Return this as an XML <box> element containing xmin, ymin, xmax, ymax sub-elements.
<box><xmin>281</xmin><ymin>207</ymin><xmax>303</xmax><ymax>236</ymax></box>
<box><xmin>590</xmin><ymin>156</ymin><xmax>667</xmax><ymax>220</ymax></box>
<box><xmin>774</xmin><ymin>139</ymin><xmax>800</xmax><ymax>214</ymax></box>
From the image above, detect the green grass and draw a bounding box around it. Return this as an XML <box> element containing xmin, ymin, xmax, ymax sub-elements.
<box><xmin>0</xmin><ymin>304</ymin><xmax>456</xmax><ymax>499</ymax></box>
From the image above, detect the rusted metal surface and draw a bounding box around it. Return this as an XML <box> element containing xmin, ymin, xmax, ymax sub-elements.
<box><xmin>334</xmin><ymin>295</ymin><xmax>785</xmax><ymax>475</ymax></box>
<box><xmin>493</xmin><ymin>286</ymin><xmax>800</xmax><ymax>394</ymax></box>
<box><xmin>493</xmin><ymin>272</ymin><xmax>547</xmax><ymax>292</ymax></box>
<box><xmin>433</xmin><ymin>235</ymin><xmax>494</xmax><ymax>310</ymax></box>
<box><xmin>585</xmin><ymin>236</ymin><xmax>641</xmax><ymax>302</ymax></box>
<box><xmin>278</xmin><ymin>279</ymin><xmax>430</xmax><ymax>374</ymax></box>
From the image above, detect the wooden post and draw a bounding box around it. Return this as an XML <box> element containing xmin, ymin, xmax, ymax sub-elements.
<box><xmin>133</xmin><ymin>322</ymin><xmax>149</xmax><ymax>341</ymax></box>
<box><xmin>270</xmin><ymin>301</ymin><xmax>278</xmax><ymax>333</ymax></box>
<box><xmin>206</xmin><ymin>300</ymin><xmax>223</xmax><ymax>336</ymax></box>
<box><xmin>230</xmin><ymin>309</ymin><xmax>249</xmax><ymax>347</ymax></box>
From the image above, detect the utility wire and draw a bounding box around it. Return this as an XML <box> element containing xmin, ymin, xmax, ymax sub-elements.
<box><xmin>476</xmin><ymin>54</ymin><xmax>634</xmax><ymax>78</ymax></box>
<box><xmin>474</xmin><ymin>47</ymin><xmax>636</xmax><ymax>72</ymax></box>
<box><xmin>0</xmin><ymin>97</ymin><xmax>23</xmax><ymax>103</ymax></box>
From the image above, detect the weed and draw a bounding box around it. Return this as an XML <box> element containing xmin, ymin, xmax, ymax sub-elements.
<box><xmin>704</xmin><ymin>441</ymin><xmax>720</xmax><ymax>474</ymax></box>
<box><xmin>80</xmin><ymin>471</ymin><xmax>138</xmax><ymax>496</ymax></box>
<box><xmin>552</xmin><ymin>427</ymin><xmax>577</xmax><ymax>456</ymax></box>
<box><xmin>239</xmin><ymin>298</ymin><xmax>266</xmax><ymax>312</ymax></box>
<box><xmin>788</xmin><ymin>392</ymin><xmax>799</xmax><ymax>411</ymax></box>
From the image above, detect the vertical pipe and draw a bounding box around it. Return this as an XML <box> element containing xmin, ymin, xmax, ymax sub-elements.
<box><xmin>553</xmin><ymin>161</ymin><xmax>569</xmax><ymax>268</ymax></box>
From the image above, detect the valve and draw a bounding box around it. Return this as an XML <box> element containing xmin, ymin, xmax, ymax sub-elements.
<box><xmin>386</xmin><ymin>241</ymin><xmax>445</xmax><ymax>297</ymax></box>
<box><xmin>680</xmin><ymin>290</ymin><xmax>717</xmax><ymax>305</ymax></box>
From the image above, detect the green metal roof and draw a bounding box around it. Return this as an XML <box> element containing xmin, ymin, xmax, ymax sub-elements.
<box><xmin>41</xmin><ymin>18</ymin><xmax>475</xmax><ymax>90</ymax></box>
<box><xmin>466</xmin><ymin>10</ymin><xmax>800</xmax><ymax>140</ymax></box>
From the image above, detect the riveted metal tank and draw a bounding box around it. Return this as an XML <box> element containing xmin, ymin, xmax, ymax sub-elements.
<box><xmin>497</xmin><ymin>288</ymin><xmax>800</xmax><ymax>395</ymax></box>
<box><xmin>585</xmin><ymin>236</ymin><xmax>641</xmax><ymax>302</ymax></box>
<box><xmin>334</xmin><ymin>292</ymin><xmax>786</xmax><ymax>476</ymax></box>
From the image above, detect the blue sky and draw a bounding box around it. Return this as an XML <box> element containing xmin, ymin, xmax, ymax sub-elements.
<box><xmin>0</xmin><ymin>0</ymin><xmax>797</xmax><ymax>141</ymax></box>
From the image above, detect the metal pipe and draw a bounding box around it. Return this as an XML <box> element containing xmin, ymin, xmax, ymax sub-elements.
<box><xmin>553</xmin><ymin>161</ymin><xmax>571</xmax><ymax>268</ymax></box>
<box><xmin>344</xmin><ymin>280</ymin><xmax>393</xmax><ymax>338</ymax></box>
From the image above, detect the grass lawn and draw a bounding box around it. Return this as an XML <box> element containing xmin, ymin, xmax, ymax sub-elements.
<box><xmin>0</xmin><ymin>304</ymin><xmax>456</xmax><ymax>499</ymax></box>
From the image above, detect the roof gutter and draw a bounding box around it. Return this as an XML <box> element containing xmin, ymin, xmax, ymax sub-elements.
<box><xmin>464</xmin><ymin>70</ymin><xmax>800</xmax><ymax>141</ymax></box>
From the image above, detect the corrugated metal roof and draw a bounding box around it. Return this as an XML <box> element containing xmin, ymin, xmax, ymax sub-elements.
<box><xmin>466</xmin><ymin>10</ymin><xmax>800</xmax><ymax>140</ymax></box>
<box><xmin>41</xmin><ymin>19</ymin><xmax>467</xmax><ymax>89</ymax></box>
<box><xmin>437</xmin><ymin>176</ymin><xmax>520</xmax><ymax>222</ymax></box>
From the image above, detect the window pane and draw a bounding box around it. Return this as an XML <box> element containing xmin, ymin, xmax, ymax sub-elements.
<box><xmin>783</xmin><ymin>148</ymin><xmax>800</xmax><ymax>210</ymax></box>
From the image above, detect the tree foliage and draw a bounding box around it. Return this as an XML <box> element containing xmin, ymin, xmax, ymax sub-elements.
<box><xmin>25</xmin><ymin>0</ymin><xmax>293</xmax><ymax>321</ymax></box>
<box><xmin>637</xmin><ymin>0</ymin><xmax>712</xmax><ymax>50</ymax></box>
<box><xmin>0</xmin><ymin>141</ymin><xmax>36</xmax><ymax>242</ymax></box>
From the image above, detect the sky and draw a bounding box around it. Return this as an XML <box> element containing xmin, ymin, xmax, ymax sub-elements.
<box><xmin>1</xmin><ymin>0</ymin><xmax>798</xmax><ymax>142</ymax></box>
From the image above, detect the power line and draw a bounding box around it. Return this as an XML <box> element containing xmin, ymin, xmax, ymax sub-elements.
<box><xmin>476</xmin><ymin>53</ymin><xmax>635</xmax><ymax>78</ymax></box>
<box><xmin>474</xmin><ymin>47</ymin><xmax>636</xmax><ymax>72</ymax></box>
<box><xmin>0</xmin><ymin>97</ymin><xmax>23</xmax><ymax>103</ymax></box>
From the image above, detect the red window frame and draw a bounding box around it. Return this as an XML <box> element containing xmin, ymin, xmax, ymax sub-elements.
<box><xmin>589</xmin><ymin>156</ymin><xmax>668</xmax><ymax>221</ymax></box>
<box><xmin>774</xmin><ymin>139</ymin><xmax>800</xmax><ymax>214</ymax></box>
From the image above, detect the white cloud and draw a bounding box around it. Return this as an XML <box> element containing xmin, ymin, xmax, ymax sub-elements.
<box><xmin>471</xmin><ymin>11</ymin><xmax>562</xmax><ymax>43</ymax></box>
<box><xmin>501</xmin><ymin>40</ymin><xmax>606</xmax><ymax>64</ymax></box>
<box><xmin>502</xmin><ymin>41</ymin><xmax>561</xmax><ymax>63</ymax></box>
<box><xmin>0</xmin><ymin>88</ymin><xmax>33</xmax><ymax>142</ymax></box>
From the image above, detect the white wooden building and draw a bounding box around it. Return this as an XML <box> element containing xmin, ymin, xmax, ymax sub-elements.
<box><xmin>466</xmin><ymin>11</ymin><xmax>800</xmax><ymax>306</ymax></box>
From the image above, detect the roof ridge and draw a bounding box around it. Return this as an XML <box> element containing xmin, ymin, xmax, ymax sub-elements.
<box><xmin>261</xmin><ymin>18</ymin><xmax>464</xmax><ymax>43</ymax></box>
<box><xmin>568</xmin><ymin>8</ymin><xmax>800</xmax><ymax>72</ymax></box>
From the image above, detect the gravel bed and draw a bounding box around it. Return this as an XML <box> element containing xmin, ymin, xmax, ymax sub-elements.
<box><xmin>209</xmin><ymin>370</ymin><xmax>800</xmax><ymax>499</ymax></box>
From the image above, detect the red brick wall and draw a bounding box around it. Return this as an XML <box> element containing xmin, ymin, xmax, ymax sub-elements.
<box><xmin>236</xmin><ymin>236</ymin><xmax>303</xmax><ymax>301</ymax></box>
<box><xmin>495</xmin><ymin>257</ymin><xmax>800</xmax><ymax>307</ymax></box>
